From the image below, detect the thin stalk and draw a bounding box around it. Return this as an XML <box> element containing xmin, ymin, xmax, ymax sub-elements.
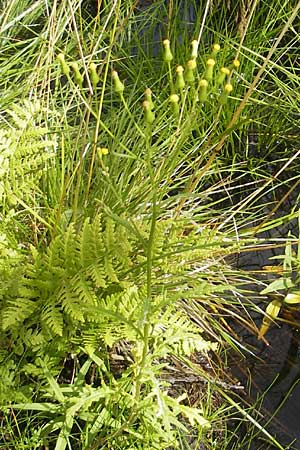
<box><xmin>177</xmin><ymin>1</ymin><xmax>300</xmax><ymax>214</ymax></box>
<box><xmin>220</xmin><ymin>390</ymin><xmax>286</xmax><ymax>450</ymax></box>
<box><xmin>167</xmin><ymin>61</ymin><xmax>175</xmax><ymax>93</ymax></box>
<box><xmin>84</xmin><ymin>0</ymin><xmax>120</xmax><ymax>206</ymax></box>
<box><xmin>196</xmin><ymin>0</ymin><xmax>210</xmax><ymax>46</ymax></box>
<box><xmin>120</xmin><ymin>93</ymin><xmax>145</xmax><ymax>138</ymax></box>
<box><xmin>217</xmin><ymin>147</ymin><xmax>300</xmax><ymax>232</ymax></box>
<box><xmin>86</xmin><ymin>125</ymin><xmax>156</xmax><ymax>450</ymax></box>
<box><xmin>126</xmin><ymin>124</ymin><xmax>157</xmax><ymax>421</ymax></box>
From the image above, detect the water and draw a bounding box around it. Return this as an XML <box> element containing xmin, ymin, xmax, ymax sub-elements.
<box><xmin>231</xmin><ymin>225</ymin><xmax>300</xmax><ymax>450</ymax></box>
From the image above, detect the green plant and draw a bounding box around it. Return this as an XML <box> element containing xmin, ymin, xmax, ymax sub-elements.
<box><xmin>259</xmin><ymin>214</ymin><xmax>300</xmax><ymax>339</ymax></box>
<box><xmin>0</xmin><ymin>99</ymin><xmax>55</xmax><ymax>217</ymax></box>
<box><xmin>1</xmin><ymin>211</ymin><xmax>243</xmax><ymax>448</ymax></box>
<box><xmin>2</xmin><ymin>1</ymin><xmax>300</xmax><ymax>449</ymax></box>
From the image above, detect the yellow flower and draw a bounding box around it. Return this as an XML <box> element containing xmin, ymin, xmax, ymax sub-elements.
<box><xmin>224</xmin><ymin>83</ymin><xmax>233</xmax><ymax>93</ymax></box>
<box><xmin>97</xmin><ymin>147</ymin><xmax>109</xmax><ymax>156</ymax></box>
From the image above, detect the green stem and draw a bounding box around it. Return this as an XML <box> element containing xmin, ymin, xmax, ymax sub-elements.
<box><xmin>167</xmin><ymin>61</ymin><xmax>175</xmax><ymax>94</ymax></box>
<box><xmin>83</xmin><ymin>6</ymin><xmax>120</xmax><ymax>207</ymax></box>
<box><xmin>87</xmin><ymin>126</ymin><xmax>156</xmax><ymax>450</ymax></box>
<box><xmin>132</xmin><ymin>125</ymin><xmax>156</xmax><ymax>405</ymax></box>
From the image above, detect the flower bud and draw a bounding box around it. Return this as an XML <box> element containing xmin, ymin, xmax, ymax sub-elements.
<box><xmin>185</xmin><ymin>59</ymin><xmax>197</xmax><ymax>83</ymax></box>
<box><xmin>175</xmin><ymin>65</ymin><xmax>185</xmax><ymax>90</ymax></box>
<box><xmin>216</xmin><ymin>67</ymin><xmax>230</xmax><ymax>85</ymax></box>
<box><xmin>112</xmin><ymin>70</ymin><xmax>124</xmax><ymax>94</ymax></box>
<box><xmin>198</xmin><ymin>79</ymin><xmax>208</xmax><ymax>102</ymax></box>
<box><xmin>211</xmin><ymin>43</ymin><xmax>220</xmax><ymax>58</ymax></box>
<box><xmin>57</xmin><ymin>53</ymin><xmax>69</xmax><ymax>75</ymax></box>
<box><xmin>191</xmin><ymin>40</ymin><xmax>199</xmax><ymax>59</ymax></box>
<box><xmin>232</xmin><ymin>59</ymin><xmax>240</xmax><ymax>69</ymax></box>
<box><xmin>169</xmin><ymin>93</ymin><xmax>180</xmax><ymax>116</ymax></box>
<box><xmin>144</xmin><ymin>88</ymin><xmax>154</xmax><ymax>110</ymax></box>
<box><xmin>204</xmin><ymin>58</ymin><xmax>215</xmax><ymax>81</ymax></box>
<box><xmin>163</xmin><ymin>39</ymin><xmax>173</xmax><ymax>62</ymax></box>
<box><xmin>89</xmin><ymin>63</ymin><xmax>100</xmax><ymax>89</ymax></box>
<box><xmin>70</xmin><ymin>62</ymin><xmax>84</xmax><ymax>88</ymax></box>
<box><xmin>224</xmin><ymin>83</ymin><xmax>233</xmax><ymax>93</ymax></box>
<box><xmin>143</xmin><ymin>100</ymin><xmax>155</xmax><ymax>124</ymax></box>
<box><xmin>219</xmin><ymin>83</ymin><xmax>233</xmax><ymax>105</ymax></box>
<box><xmin>97</xmin><ymin>147</ymin><xmax>109</xmax><ymax>158</ymax></box>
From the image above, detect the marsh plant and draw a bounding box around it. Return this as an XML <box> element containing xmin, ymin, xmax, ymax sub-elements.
<box><xmin>1</xmin><ymin>1</ymin><xmax>300</xmax><ymax>449</ymax></box>
<box><xmin>0</xmin><ymin>37</ymin><xmax>245</xmax><ymax>450</ymax></box>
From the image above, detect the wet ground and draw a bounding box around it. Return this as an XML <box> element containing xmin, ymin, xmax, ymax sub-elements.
<box><xmin>232</xmin><ymin>323</ymin><xmax>300</xmax><ymax>449</ymax></box>
<box><xmin>231</xmin><ymin>225</ymin><xmax>300</xmax><ymax>450</ymax></box>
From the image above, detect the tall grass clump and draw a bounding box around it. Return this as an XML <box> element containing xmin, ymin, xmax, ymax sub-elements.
<box><xmin>1</xmin><ymin>0</ymin><xmax>300</xmax><ymax>449</ymax></box>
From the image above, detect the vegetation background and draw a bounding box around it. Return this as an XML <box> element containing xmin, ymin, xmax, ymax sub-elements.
<box><xmin>0</xmin><ymin>0</ymin><xmax>300</xmax><ymax>449</ymax></box>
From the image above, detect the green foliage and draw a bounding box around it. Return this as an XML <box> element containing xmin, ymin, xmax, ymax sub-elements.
<box><xmin>0</xmin><ymin>99</ymin><xmax>55</xmax><ymax>209</ymax></box>
<box><xmin>259</xmin><ymin>216</ymin><xmax>300</xmax><ymax>339</ymax></box>
<box><xmin>2</xmin><ymin>0</ymin><xmax>299</xmax><ymax>449</ymax></box>
<box><xmin>9</xmin><ymin>355</ymin><xmax>211</xmax><ymax>450</ymax></box>
<box><xmin>0</xmin><ymin>212</ymin><xmax>225</xmax><ymax>448</ymax></box>
<box><xmin>2</xmin><ymin>215</ymin><xmax>131</xmax><ymax>341</ymax></box>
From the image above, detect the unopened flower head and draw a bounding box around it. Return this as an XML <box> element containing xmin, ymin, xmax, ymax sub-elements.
<box><xmin>71</xmin><ymin>61</ymin><xmax>79</xmax><ymax>71</ymax></box>
<box><xmin>144</xmin><ymin>88</ymin><xmax>154</xmax><ymax>109</ymax></box>
<box><xmin>89</xmin><ymin>63</ymin><xmax>99</xmax><ymax>88</ymax></box>
<box><xmin>169</xmin><ymin>94</ymin><xmax>179</xmax><ymax>103</ymax></box>
<box><xmin>176</xmin><ymin>65</ymin><xmax>185</xmax><ymax>90</ymax></box>
<box><xmin>97</xmin><ymin>147</ymin><xmax>109</xmax><ymax>156</ymax></box>
<box><xmin>221</xmin><ymin>67</ymin><xmax>230</xmax><ymax>75</ymax></box>
<box><xmin>224</xmin><ymin>83</ymin><xmax>233</xmax><ymax>93</ymax></box>
<box><xmin>112</xmin><ymin>70</ymin><xmax>124</xmax><ymax>94</ymax></box>
<box><xmin>205</xmin><ymin>58</ymin><xmax>216</xmax><ymax>81</ymax></box>
<box><xmin>143</xmin><ymin>100</ymin><xmax>155</xmax><ymax>124</ymax></box>
<box><xmin>211</xmin><ymin>43</ymin><xmax>220</xmax><ymax>58</ymax></box>
<box><xmin>219</xmin><ymin>83</ymin><xmax>233</xmax><ymax>105</ymax></box>
<box><xmin>185</xmin><ymin>59</ymin><xmax>197</xmax><ymax>83</ymax></box>
<box><xmin>169</xmin><ymin>94</ymin><xmax>180</xmax><ymax>116</ymax></box>
<box><xmin>163</xmin><ymin>39</ymin><xmax>173</xmax><ymax>62</ymax></box>
<box><xmin>212</xmin><ymin>43</ymin><xmax>220</xmax><ymax>53</ymax></box>
<box><xmin>198</xmin><ymin>79</ymin><xmax>208</xmax><ymax>102</ymax></box>
<box><xmin>199</xmin><ymin>79</ymin><xmax>208</xmax><ymax>87</ymax></box>
<box><xmin>206</xmin><ymin>58</ymin><xmax>216</xmax><ymax>67</ymax></box>
<box><xmin>191</xmin><ymin>39</ymin><xmax>199</xmax><ymax>59</ymax></box>
<box><xmin>216</xmin><ymin>67</ymin><xmax>230</xmax><ymax>85</ymax></box>
<box><xmin>187</xmin><ymin>59</ymin><xmax>197</xmax><ymax>70</ymax></box>
<box><xmin>57</xmin><ymin>53</ymin><xmax>69</xmax><ymax>75</ymax></box>
<box><xmin>70</xmin><ymin>62</ymin><xmax>83</xmax><ymax>87</ymax></box>
<box><xmin>233</xmin><ymin>59</ymin><xmax>240</xmax><ymax>68</ymax></box>
<box><xmin>57</xmin><ymin>53</ymin><xmax>65</xmax><ymax>63</ymax></box>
